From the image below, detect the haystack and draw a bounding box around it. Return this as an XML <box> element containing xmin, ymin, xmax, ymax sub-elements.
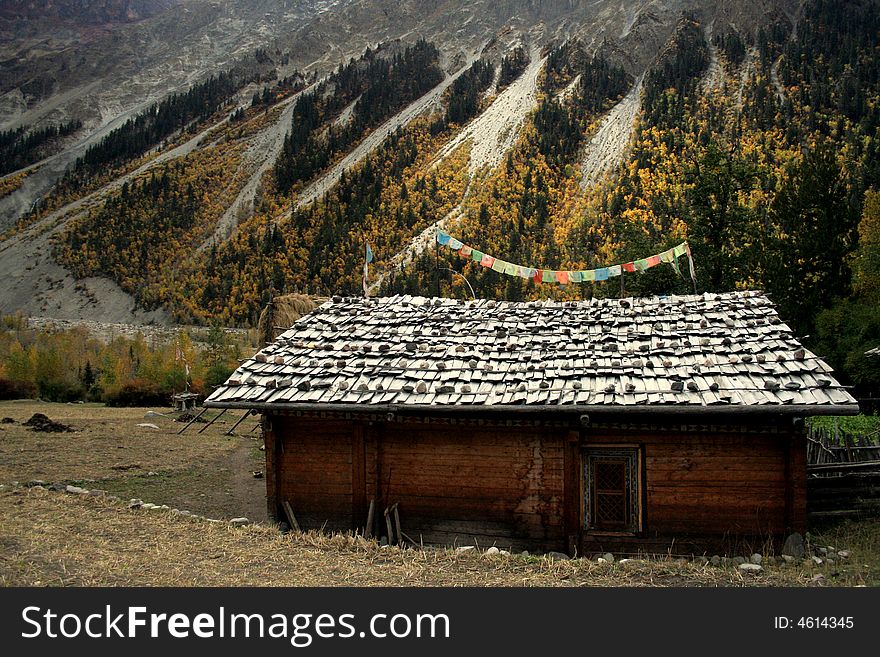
<box><xmin>256</xmin><ymin>294</ymin><xmax>317</xmax><ymax>345</ymax></box>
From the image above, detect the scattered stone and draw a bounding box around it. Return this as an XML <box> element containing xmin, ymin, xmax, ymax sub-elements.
<box><xmin>106</xmin><ymin>495</ymin><xmax>119</xmax><ymax>502</ymax></box>
<box><xmin>252</xmin><ymin>470</ymin><xmax>264</xmax><ymax>479</ymax></box>
<box><xmin>739</xmin><ymin>563</ymin><xmax>763</xmax><ymax>573</ymax></box>
<box><xmin>455</xmin><ymin>546</ymin><xmax>475</xmax><ymax>553</ymax></box>
<box><xmin>26</xmin><ymin>480</ymin><xmax>47</xmax><ymax>487</ymax></box>
<box><xmin>230</xmin><ymin>517</ymin><xmax>250</xmax><ymax>527</ymax></box>
<box><xmin>818</xmin><ymin>547</ymin><xmax>828</xmax><ymax>555</ymax></box>
<box><xmin>782</xmin><ymin>555</ymin><xmax>794</xmax><ymax>564</ymax></box>
<box><xmin>146</xmin><ymin>471</ymin><xmax>159</xmax><ymax>477</ymax></box>
<box><xmin>750</xmin><ymin>553</ymin><xmax>763</xmax><ymax>565</ymax></box>
<box><xmin>1</xmin><ymin>417</ymin><xmax>15</xmax><ymax>424</ymax></box>
<box><xmin>826</xmin><ymin>545</ymin><xmax>836</xmax><ymax>552</ymax></box>
<box><xmin>811</xmin><ymin>574</ymin><xmax>825</xmax><ymax>585</ymax></box>
<box><xmin>837</xmin><ymin>550</ymin><xmax>850</xmax><ymax>559</ymax></box>
<box><xmin>547</xmin><ymin>551</ymin><xmax>570</xmax><ymax>561</ymax></box>
<box><xmin>485</xmin><ymin>547</ymin><xmax>500</xmax><ymax>556</ymax></box>
<box><xmin>597</xmin><ymin>558</ymin><xmax>608</xmax><ymax>564</ymax></box>
<box><xmin>128</xmin><ymin>499</ymin><xmax>143</xmax><ymax>509</ymax></box>
<box><xmin>23</xmin><ymin>413</ymin><xmax>73</xmax><ymax>433</ymax></box>
<box><xmin>30</xmin><ymin>485</ymin><xmax>45</xmax><ymax>491</ymax></box>
<box><xmin>733</xmin><ymin>556</ymin><xmax>746</xmax><ymax>566</ymax></box>
<box><xmin>87</xmin><ymin>489</ymin><xmax>106</xmax><ymax>496</ymax></box>
<box><xmin>603</xmin><ymin>552</ymin><xmax>614</xmax><ymax>563</ymax></box>
<box><xmin>710</xmin><ymin>555</ymin><xmax>722</xmax><ymax>566</ymax></box>
<box><xmin>811</xmin><ymin>556</ymin><xmax>823</xmax><ymax>565</ymax></box>
<box><xmin>179</xmin><ymin>510</ymin><xmax>192</xmax><ymax>516</ymax></box>
<box><xmin>65</xmin><ymin>485</ymin><xmax>88</xmax><ymax>494</ymax></box>
<box><xmin>693</xmin><ymin>556</ymin><xmax>709</xmax><ymax>565</ymax></box>
<box><xmin>520</xmin><ymin>551</ymin><xmax>530</xmax><ymax>557</ymax></box>
<box><xmin>782</xmin><ymin>533</ymin><xmax>805</xmax><ymax>559</ymax></box>
<box><xmin>499</xmin><ymin>550</ymin><xmax>511</xmax><ymax>557</ymax></box>
<box><xmin>136</xmin><ymin>423</ymin><xmax>160</xmax><ymax>430</ymax></box>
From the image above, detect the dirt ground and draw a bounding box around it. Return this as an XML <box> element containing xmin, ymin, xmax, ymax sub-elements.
<box><xmin>0</xmin><ymin>400</ymin><xmax>266</xmax><ymax>521</ymax></box>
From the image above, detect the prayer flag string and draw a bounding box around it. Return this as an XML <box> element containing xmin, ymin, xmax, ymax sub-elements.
<box><xmin>435</xmin><ymin>229</ymin><xmax>697</xmax><ymax>286</ymax></box>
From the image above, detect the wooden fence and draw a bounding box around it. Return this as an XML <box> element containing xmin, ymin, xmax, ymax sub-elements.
<box><xmin>806</xmin><ymin>424</ymin><xmax>880</xmax><ymax>522</ymax></box>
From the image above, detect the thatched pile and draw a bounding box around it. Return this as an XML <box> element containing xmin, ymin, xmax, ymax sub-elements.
<box><xmin>256</xmin><ymin>294</ymin><xmax>317</xmax><ymax>345</ymax></box>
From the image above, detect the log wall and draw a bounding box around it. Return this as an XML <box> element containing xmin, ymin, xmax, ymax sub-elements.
<box><xmin>264</xmin><ymin>414</ymin><xmax>804</xmax><ymax>555</ymax></box>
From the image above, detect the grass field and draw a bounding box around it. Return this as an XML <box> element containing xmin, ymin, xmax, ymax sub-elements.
<box><xmin>0</xmin><ymin>401</ymin><xmax>878</xmax><ymax>587</ymax></box>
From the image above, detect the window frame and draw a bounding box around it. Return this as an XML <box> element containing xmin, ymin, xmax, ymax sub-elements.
<box><xmin>582</xmin><ymin>445</ymin><xmax>643</xmax><ymax>535</ymax></box>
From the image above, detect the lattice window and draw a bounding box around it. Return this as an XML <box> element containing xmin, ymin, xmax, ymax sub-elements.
<box><xmin>583</xmin><ymin>448</ymin><xmax>641</xmax><ymax>533</ymax></box>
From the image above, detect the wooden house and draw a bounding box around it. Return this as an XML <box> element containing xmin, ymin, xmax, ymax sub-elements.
<box><xmin>204</xmin><ymin>292</ymin><xmax>858</xmax><ymax>555</ymax></box>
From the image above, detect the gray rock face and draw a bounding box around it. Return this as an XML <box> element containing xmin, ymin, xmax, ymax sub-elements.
<box><xmin>547</xmin><ymin>551</ymin><xmax>570</xmax><ymax>561</ymax></box>
<box><xmin>782</xmin><ymin>533</ymin><xmax>805</xmax><ymax>559</ymax></box>
<box><xmin>230</xmin><ymin>517</ymin><xmax>250</xmax><ymax>527</ymax></box>
<box><xmin>750</xmin><ymin>553</ymin><xmax>763</xmax><ymax>565</ymax></box>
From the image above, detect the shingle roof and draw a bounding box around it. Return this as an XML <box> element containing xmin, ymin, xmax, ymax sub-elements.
<box><xmin>204</xmin><ymin>291</ymin><xmax>858</xmax><ymax>415</ymax></box>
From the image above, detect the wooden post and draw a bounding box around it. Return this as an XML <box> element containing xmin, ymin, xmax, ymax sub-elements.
<box><xmin>563</xmin><ymin>429</ymin><xmax>581</xmax><ymax>557</ymax></box>
<box><xmin>352</xmin><ymin>424</ymin><xmax>367</xmax><ymax>532</ymax></box>
<box><xmin>263</xmin><ymin>414</ymin><xmax>280</xmax><ymax>522</ymax></box>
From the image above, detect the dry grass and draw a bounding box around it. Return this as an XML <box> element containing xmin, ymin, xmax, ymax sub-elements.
<box><xmin>1</xmin><ymin>400</ymin><xmax>878</xmax><ymax>587</ymax></box>
<box><xmin>1</xmin><ymin>488</ymin><xmax>876</xmax><ymax>587</ymax></box>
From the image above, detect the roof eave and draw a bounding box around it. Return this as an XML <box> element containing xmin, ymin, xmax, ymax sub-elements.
<box><xmin>202</xmin><ymin>400</ymin><xmax>861</xmax><ymax>417</ymax></box>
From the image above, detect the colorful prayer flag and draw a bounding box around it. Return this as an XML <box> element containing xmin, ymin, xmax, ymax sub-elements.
<box><xmin>608</xmin><ymin>265</ymin><xmax>622</xmax><ymax>277</ymax></box>
<box><xmin>471</xmin><ymin>249</ymin><xmax>484</xmax><ymax>262</ymax></box>
<box><xmin>623</xmin><ymin>262</ymin><xmax>636</xmax><ymax>273</ymax></box>
<box><xmin>481</xmin><ymin>254</ymin><xmax>495</xmax><ymax>268</ymax></box>
<box><xmin>437</xmin><ymin>230</ymin><xmax>451</xmax><ymax>246</ymax></box>
<box><xmin>556</xmin><ymin>271</ymin><xmax>569</xmax><ymax>284</ymax></box>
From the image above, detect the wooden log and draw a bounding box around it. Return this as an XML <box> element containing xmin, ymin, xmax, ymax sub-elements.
<box><xmin>365</xmin><ymin>498</ymin><xmax>375</xmax><ymax>539</ymax></box>
<box><xmin>282</xmin><ymin>499</ymin><xmax>301</xmax><ymax>533</ymax></box>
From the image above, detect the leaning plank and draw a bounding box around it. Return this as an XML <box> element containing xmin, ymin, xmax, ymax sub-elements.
<box><xmin>282</xmin><ymin>499</ymin><xmax>302</xmax><ymax>533</ymax></box>
<box><xmin>384</xmin><ymin>506</ymin><xmax>394</xmax><ymax>545</ymax></box>
<box><xmin>365</xmin><ymin>498</ymin><xmax>375</xmax><ymax>538</ymax></box>
<box><xmin>225</xmin><ymin>410</ymin><xmax>252</xmax><ymax>436</ymax></box>
<box><xmin>197</xmin><ymin>408</ymin><xmax>227</xmax><ymax>434</ymax></box>
<box><xmin>808</xmin><ymin>460</ymin><xmax>880</xmax><ymax>474</ymax></box>
<box><xmin>176</xmin><ymin>407</ymin><xmax>207</xmax><ymax>435</ymax></box>
<box><xmin>392</xmin><ymin>503</ymin><xmax>402</xmax><ymax>547</ymax></box>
